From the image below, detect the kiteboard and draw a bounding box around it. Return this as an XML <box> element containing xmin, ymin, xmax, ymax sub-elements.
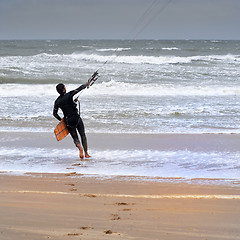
<box><xmin>54</xmin><ymin>119</ymin><xmax>69</xmax><ymax>141</ymax></box>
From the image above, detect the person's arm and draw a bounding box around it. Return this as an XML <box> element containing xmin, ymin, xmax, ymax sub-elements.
<box><xmin>53</xmin><ymin>103</ymin><xmax>62</xmax><ymax>121</ymax></box>
<box><xmin>71</xmin><ymin>82</ymin><xmax>90</xmax><ymax>98</ymax></box>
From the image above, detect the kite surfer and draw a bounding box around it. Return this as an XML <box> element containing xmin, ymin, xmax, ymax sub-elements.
<box><xmin>53</xmin><ymin>82</ymin><xmax>91</xmax><ymax>159</ymax></box>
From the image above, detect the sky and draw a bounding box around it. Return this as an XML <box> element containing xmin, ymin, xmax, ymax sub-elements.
<box><xmin>0</xmin><ymin>0</ymin><xmax>240</xmax><ymax>40</ymax></box>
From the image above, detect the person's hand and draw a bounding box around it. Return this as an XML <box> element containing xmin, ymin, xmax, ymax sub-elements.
<box><xmin>86</xmin><ymin>81</ymin><xmax>90</xmax><ymax>88</ymax></box>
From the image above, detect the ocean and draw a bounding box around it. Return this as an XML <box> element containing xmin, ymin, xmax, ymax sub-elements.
<box><xmin>0</xmin><ymin>40</ymin><xmax>240</xmax><ymax>182</ymax></box>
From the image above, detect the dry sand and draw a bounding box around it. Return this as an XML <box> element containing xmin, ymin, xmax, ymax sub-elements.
<box><xmin>0</xmin><ymin>174</ymin><xmax>240</xmax><ymax>240</ymax></box>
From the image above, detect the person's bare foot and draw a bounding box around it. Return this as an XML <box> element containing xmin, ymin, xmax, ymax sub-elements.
<box><xmin>79</xmin><ymin>147</ymin><xmax>84</xmax><ymax>159</ymax></box>
<box><xmin>85</xmin><ymin>152</ymin><xmax>91</xmax><ymax>158</ymax></box>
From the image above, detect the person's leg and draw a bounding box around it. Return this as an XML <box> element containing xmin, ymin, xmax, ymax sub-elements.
<box><xmin>67</xmin><ymin>126</ymin><xmax>84</xmax><ymax>159</ymax></box>
<box><xmin>76</xmin><ymin>118</ymin><xmax>91</xmax><ymax>158</ymax></box>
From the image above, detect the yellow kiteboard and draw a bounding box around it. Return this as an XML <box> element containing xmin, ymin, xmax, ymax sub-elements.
<box><xmin>54</xmin><ymin>119</ymin><xmax>69</xmax><ymax>141</ymax></box>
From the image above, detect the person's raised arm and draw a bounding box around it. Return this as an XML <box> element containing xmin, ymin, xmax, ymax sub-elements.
<box><xmin>70</xmin><ymin>81</ymin><xmax>90</xmax><ymax>98</ymax></box>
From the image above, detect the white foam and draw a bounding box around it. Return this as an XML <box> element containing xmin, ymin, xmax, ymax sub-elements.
<box><xmin>162</xmin><ymin>47</ymin><xmax>179</xmax><ymax>50</ymax></box>
<box><xmin>1</xmin><ymin>53</ymin><xmax>239</xmax><ymax>70</ymax></box>
<box><xmin>70</xmin><ymin>53</ymin><xmax>192</xmax><ymax>65</ymax></box>
<box><xmin>2</xmin><ymin>82</ymin><xmax>240</xmax><ymax>98</ymax></box>
<box><xmin>0</xmin><ymin>147</ymin><xmax>239</xmax><ymax>180</ymax></box>
<box><xmin>70</xmin><ymin>53</ymin><xmax>240</xmax><ymax>65</ymax></box>
<box><xmin>96</xmin><ymin>48</ymin><xmax>131</xmax><ymax>52</ymax></box>
<box><xmin>86</xmin><ymin>81</ymin><xmax>240</xmax><ymax>97</ymax></box>
<box><xmin>0</xmin><ymin>84</ymin><xmax>56</xmax><ymax>97</ymax></box>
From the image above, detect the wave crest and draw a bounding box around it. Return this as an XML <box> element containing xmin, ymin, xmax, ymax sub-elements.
<box><xmin>2</xmin><ymin>81</ymin><xmax>240</xmax><ymax>97</ymax></box>
<box><xmin>1</xmin><ymin>53</ymin><xmax>239</xmax><ymax>67</ymax></box>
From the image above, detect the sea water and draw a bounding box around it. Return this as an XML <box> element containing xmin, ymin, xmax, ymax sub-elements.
<box><xmin>0</xmin><ymin>40</ymin><xmax>240</xmax><ymax>181</ymax></box>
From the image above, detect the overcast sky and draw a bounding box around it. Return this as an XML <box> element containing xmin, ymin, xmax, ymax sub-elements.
<box><xmin>0</xmin><ymin>0</ymin><xmax>239</xmax><ymax>40</ymax></box>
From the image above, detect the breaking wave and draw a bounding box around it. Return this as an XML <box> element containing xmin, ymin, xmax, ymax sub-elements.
<box><xmin>2</xmin><ymin>81</ymin><xmax>240</xmax><ymax>97</ymax></box>
<box><xmin>0</xmin><ymin>53</ymin><xmax>239</xmax><ymax>69</ymax></box>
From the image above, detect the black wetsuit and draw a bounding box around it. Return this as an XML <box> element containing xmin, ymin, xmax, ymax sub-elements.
<box><xmin>53</xmin><ymin>84</ymin><xmax>88</xmax><ymax>151</ymax></box>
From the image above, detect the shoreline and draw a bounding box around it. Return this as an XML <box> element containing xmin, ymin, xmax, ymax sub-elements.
<box><xmin>1</xmin><ymin>174</ymin><xmax>240</xmax><ymax>240</ymax></box>
<box><xmin>1</xmin><ymin>131</ymin><xmax>240</xmax><ymax>181</ymax></box>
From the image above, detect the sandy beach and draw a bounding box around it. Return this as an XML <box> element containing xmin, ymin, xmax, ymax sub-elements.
<box><xmin>0</xmin><ymin>174</ymin><xmax>240</xmax><ymax>240</ymax></box>
<box><xmin>1</xmin><ymin>132</ymin><xmax>240</xmax><ymax>239</ymax></box>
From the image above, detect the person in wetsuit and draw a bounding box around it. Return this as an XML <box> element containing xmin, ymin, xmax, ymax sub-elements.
<box><xmin>53</xmin><ymin>82</ymin><xmax>91</xmax><ymax>159</ymax></box>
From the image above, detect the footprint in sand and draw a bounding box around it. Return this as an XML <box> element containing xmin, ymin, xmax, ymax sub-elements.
<box><xmin>69</xmin><ymin>188</ymin><xmax>77</xmax><ymax>192</ymax></box>
<box><xmin>80</xmin><ymin>226</ymin><xmax>94</xmax><ymax>230</ymax></box>
<box><xmin>65</xmin><ymin>172</ymin><xmax>83</xmax><ymax>176</ymax></box>
<box><xmin>67</xmin><ymin>233</ymin><xmax>82</xmax><ymax>236</ymax></box>
<box><xmin>104</xmin><ymin>230</ymin><xmax>121</xmax><ymax>236</ymax></box>
<box><xmin>122</xmin><ymin>208</ymin><xmax>132</xmax><ymax>211</ymax></box>
<box><xmin>65</xmin><ymin>172</ymin><xmax>76</xmax><ymax>176</ymax></box>
<box><xmin>115</xmin><ymin>202</ymin><xmax>129</xmax><ymax>206</ymax></box>
<box><xmin>115</xmin><ymin>202</ymin><xmax>136</xmax><ymax>206</ymax></box>
<box><xmin>84</xmin><ymin>194</ymin><xmax>97</xmax><ymax>198</ymax></box>
<box><xmin>72</xmin><ymin>163</ymin><xmax>81</xmax><ymax>166</ymax></box>
<box><xmin>65</xmin><ymin>183</ymin><xmax>75</xmax><ymax>186</ymax></box>
<box><xmin>110</xmin><ymin>213</ymin><xmax>121</xmax><ymax>220</ymax></box>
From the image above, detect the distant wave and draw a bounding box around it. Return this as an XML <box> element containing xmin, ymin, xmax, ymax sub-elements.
<box><xmin>86</xmin><ymin>81</ymin><xmax>240</xmax><ymax>97</ymax></box>
<box><xmin>1</xmin><ymin>53</ymin><xmax>239</xmax><ymax>68</ymax></box>
<box><xmin>210</xmin><ymin>40</ymin><xmax>223</xmax><ymax>43</ymax></box>
<box><xmin>96</xmin><ymin>48</ymin><xmax>131</xmax><ymax>52</ymax></box>
<box><xmin>1</xmin><ymin>84</ymin><xmax>56</xmax><ymax>97</ymax></box>
<box><xmin>162</xmin><ymin>47</ymin><xmax>179</xmax><ymax>50</ymax></box>
<box><xmin>69</xmin><ymin>53</ymin><xmax>240</xmax><ymax>65</ymax></box>
<box><xmin>2</xmin><ymin>82</ymin><xmax>240</xmax><ymax>97</ymax></box>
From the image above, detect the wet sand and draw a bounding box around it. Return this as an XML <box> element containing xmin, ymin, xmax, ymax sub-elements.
<box><xmin>0</xmin><ymin>174</ymin><xmax>240</xmax><ymax>240</ymax></box>
<box><xmin>1</xmin><ymin>131</ymin><xmax>240</xmax><ymax>152</ymax></box>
